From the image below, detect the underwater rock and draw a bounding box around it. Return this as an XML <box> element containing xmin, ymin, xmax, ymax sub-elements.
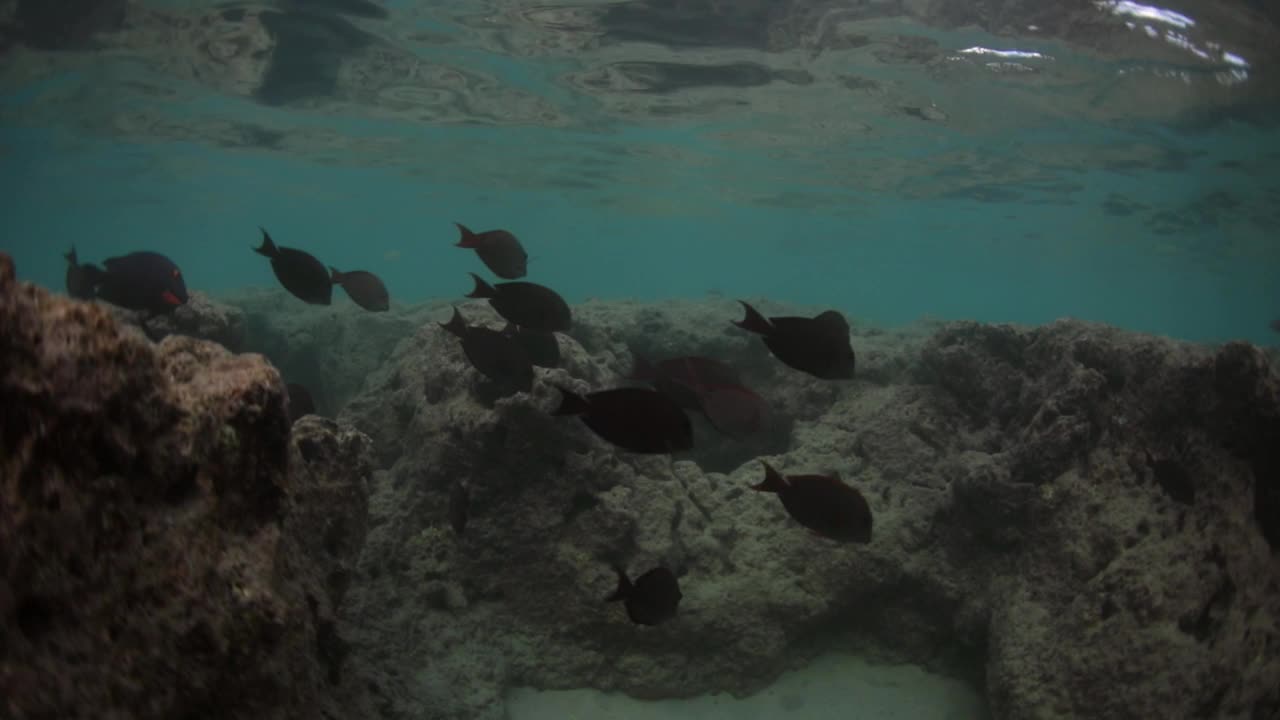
<box><xmin>330</xmin><ymin>296</ymin><xmax>1279</xmax><ymax>720</ymax></box>
<box><xmin>224</xmin><ymin>287</ymin><xmax>439</xmax><ymax>420</ymax></box>
<box><xmin>108</xmin><ymin>290</ymin><xmax>247</xmax><ymax>352</ymax></box>
<box><xmin>156</xmin><ymin>290</ymin><xmax>247</xmax><ymax>352</ymax></box>
<box><xmin>0</xmin><ymin>253</ymin><xmax>375</xmax><ymax>720</ymax></box>
<box><xmin>922</xmin><ymin>320</ymin><xmax>1280</xmax><ymax>720</ymax></box>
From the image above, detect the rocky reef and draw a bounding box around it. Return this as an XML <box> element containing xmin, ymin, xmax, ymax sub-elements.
<box><xmin>0</xmin><ymin>253</ymin><xmax>375</xmax><ymax>719</ymax></box>
<box><xmin>3</xmin><ymin>255</ymin><xmax>1278</xmax><ymax>720</ymax></box>
<box><xmin>223</xmin><ymin>288</ymin><xmax>444</xmax><ymax>417</ymax></box>
<box><xmin>107</xmin><ymin>290</ymin><xmax>248</xmax><ymax>353</ymax></box>
<box><xmin>335</xmin><ymin>298</ymin><xmax>1280</xmax><ymax>720</ymax></box>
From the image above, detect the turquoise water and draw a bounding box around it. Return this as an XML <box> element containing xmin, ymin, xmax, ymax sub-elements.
<box><xmin>1</xmin><ymin>1</ymin><xmax>1278</xmax><ymax>343</ymax></box>
<box><xmin>4</xmin><ymin>120</ymin><xmax>1276</xmax><ymax>343</ymax></box>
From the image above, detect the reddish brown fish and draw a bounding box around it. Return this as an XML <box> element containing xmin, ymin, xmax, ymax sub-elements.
<box><xmin>553</xmin><ymin>385</ymin><xmax>693</xmax><ymax>454</ymax></box>
<box><xmin>698</xmin><ymin>383</ymin><xmax>767</xmax><ymax>438</ymax></box>
<box><xmin>631</xmin><ymin>356</ymin><xmax>764</xmax><ymax>437</ymax></box>
<box><xmin>752</xmin><ymin>460</ymin><xmax>872</xmax><ymax>543</ymax></box>
<box><xmin>733</xmin><ymin>301</ymin><xmax>855</xmax><ymax>380</ymax></box>
<box><xmin>330</xmin><ymin>266</ymin><xmax>390</xmax><ymax>312</ymax></box>
<box><xmin>455</xmin><ymin>222</ymin><xmax>528</xmax><ymax>279</ymax></box>
<box><xmin>630</xmin><ymin>355</ymin><xmax>742</xmax><ymax>409</ymax></box>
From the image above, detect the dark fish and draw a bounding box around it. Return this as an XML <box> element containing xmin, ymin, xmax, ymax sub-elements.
<box><xmin>439</xmin><ymin>307</ymin><xmax>535</xmax><ymax>393</ymax></box>
<box><xmin>503</xmin><ymin>323</ymin><xmax>560</xmax><ymax>368</ymax></box>
<box><xmin>330</xmin><ymin>266</ymin><xmax>390</xmax><ymax>312</ymax></box>
<box><xmin>552</xmin><ymin>385</ymin><xmax>693</xmax><ymax>454</ymax></box>
<box><xmin>455</xmin><ymin>222</ymin><xmax>528</xmax><ymax>280</ymax></box>
<box><xmin>733</xmin><ymin>301</ymin><xmax>855</xmax><ymax>380</ymax></box>
<box><xmin>604</xmin><ymin>565</ymin><xmax>682</xmax><ymax>626</ymax></box>
<box><xmin>1144</xmin><ymin>450</ymin><xmax>1194</xmax><ymax>505</ymax></box>
<box><xmin>63</xmin><ymin>246</ymin><xmax>100</xmax><ymax>300</ymax></box>
<box><xmin>449</xmin><ymin>480</ymin><xmax>470</xmax><ymax>536</ymax></box>
<box><xmin>697</xmin><ymin>383</ymin><xmax>767</xmax><ymax>438</ymax></box>
<box><xmin>466</xmin><ymin>273</ymin><xmax>571</xmax><ymax>333</ymax></box>
<box><xmin>92</xmin><ymin>251</ymin><xmax>189</xmax><ymax>315</ymax></box>
<box><xmin>1270</xmin><ymin>318</ymin><xmax>1280</xmax><ymax>333</ymax></box>
<box><xmin>286</xmin><ymin>382</ymin><xmax>316</xmax><ymax>422</ymax></box>
<box><xmin>253</xmin><ymin>228</ymin><xmax>331</xmax><ymax>305</ymax></box>
<box><xmin>753</xmin><ymin>460</ymin><xmax>872</xmax><ymax>543</ymax></box>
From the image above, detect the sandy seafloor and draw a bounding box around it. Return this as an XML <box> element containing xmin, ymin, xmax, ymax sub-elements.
<box><xmin>506</xmin><ymin>654</ymin><xmax>986</xmax><ymax>720</ymax></box>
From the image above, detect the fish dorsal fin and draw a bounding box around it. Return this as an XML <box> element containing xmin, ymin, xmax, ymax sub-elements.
<box><xmin>814</xmin><ymin>310</ymin><xmax>849</xmax><ymax>336</ymax></box>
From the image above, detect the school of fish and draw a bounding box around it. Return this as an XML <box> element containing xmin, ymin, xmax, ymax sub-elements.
<box><xmin>69</xmin><ymin>220</ymin><xmax>1162</xmax><ymax>628</ymax></box>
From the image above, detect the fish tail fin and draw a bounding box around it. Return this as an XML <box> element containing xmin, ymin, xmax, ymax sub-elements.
<box><xmin>454</xmin><ymin>222</ymin><xmax>481</xmax><ymax>248</ymax></box>
<box><xmin>439</xmin><ymin>307</ymin><xmax>468</xmax><ymax>337</ymax></box>
<box><xmin>751</xmin><ymin>460</ymin><xmax>788</xmax><ymax>493</ymax></box>
<box><xmin>551</xmin><ymin>384</ymin><xmax>590</xmax><ymax>416</ymax></box>
<box><xmin>604</xmin><ymin>564</ymin><xmax>632</xmax><ymax>603</ymax></box>
<box><xmin>629</xmin><ymin>355</ymin><xmax>655</xmax><ymax>381</ymax></box>
<box><xmin>328</xmin><ymin>266</ymin><xmax>343</xmax><ymax>284</ymax></box>
<box><xmin>253</xmin><ymin>227</ymin><xmax>278</xmax><ymax>257</ymax></box>
<box><xmin>64</xmin><ymin>246</ymin><xmax>77</xmax><ymax>265</ymax></box>
<box><xmin>465</xmin><ymin>272</ymin><xmax>497</xmax><ymax>299</ymax></box>
<box><xmin>733</xmin><ymin>301</ymin><xmax>773</xmax><ymax>335</ymax></box>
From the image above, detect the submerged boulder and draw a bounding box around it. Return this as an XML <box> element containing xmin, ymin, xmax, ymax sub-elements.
<box><xmin>334</xmin><ymin>301</ymin><xmax>1280</xmax><ymax>720</ymax></box>
<box><xmin>5</xmin><ymin>242</ymin><xmax>1277</xmax><ymax>720</ymax></box>
<box><xmin>0</xmin><ymin>253</ymin><xmax>374</xmax><ymax>720</ymax></box>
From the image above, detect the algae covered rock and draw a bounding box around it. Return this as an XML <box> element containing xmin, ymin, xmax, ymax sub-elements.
<box><xmin>332</xmin><ymin>299</ymin><xmax>1280</xmax><ymax>720</ymax></box>
<box><xmin>5</xmin><ymin>240</ymin><xmax>1278</xmax><ymax>720</ymax></box>
<box><xmin>0</xmin><ymin>253</ymin><xmax>374</xmax><ymax>720</ymax></box>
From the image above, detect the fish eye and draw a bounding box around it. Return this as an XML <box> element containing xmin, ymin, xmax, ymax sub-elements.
<box><xmin>172</xmin><ymin>269</ymin><xmax>181</xmax><ymax>278</ymax></box>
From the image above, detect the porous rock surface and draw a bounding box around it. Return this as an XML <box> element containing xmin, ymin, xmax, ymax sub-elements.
<box><xmin>334</xmin><ymin>297</ymin><xmax>1280</xmax><ymax>720</ymax></box>
<box><xmin>0</xmin><ymin>253</ymin><xmax>375</xmax><ymax>720</ymax></box>
<box><xmin>5</xmin><ymin>247</ymin><xmax>1278</xmax><ymax>720</ymax></box>
<box><xmin>224</xmin><ymin>288</ymin><xmax>446</xmax><ymax>417</ymax></box>
<box><xmin>109</xmin><ymin>290</ymin><xmax>247</xmax><ymax>352</ymax></box>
